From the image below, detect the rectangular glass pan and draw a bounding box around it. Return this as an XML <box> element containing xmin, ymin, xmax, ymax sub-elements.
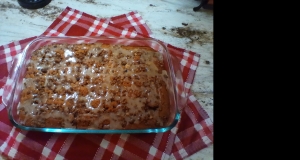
<box><xmin>4</xmin><ymin>36</ymin><xmax>182</xmax><ymax>133</ymax></box>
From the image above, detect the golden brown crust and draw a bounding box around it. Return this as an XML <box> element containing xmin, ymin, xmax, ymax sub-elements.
<box><xmin>158</xmin><ymin>86</ymin><xmax>170</xmax><ymax>121</ymax></box>
<box><xmin>45</xmin><ymin>118</ymin><xmax>64</xmax><ymax>128</ymax></box>
<box><xmin>121</xmin><ymin>46</ymin><xmax>156</xmax><ymax>52</ymax></box>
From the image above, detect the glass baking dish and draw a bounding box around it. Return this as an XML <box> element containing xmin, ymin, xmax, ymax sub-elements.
<box><xmin>3</xmin><ymin>36</ymin><xmax>183</xmax><ymax>134</ymax></box>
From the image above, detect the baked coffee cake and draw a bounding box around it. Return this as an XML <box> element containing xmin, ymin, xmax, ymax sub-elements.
<box><xmin>18</xmin><ymin>43</ymin><xmax>171</xmax><ymax>129</ymax></box>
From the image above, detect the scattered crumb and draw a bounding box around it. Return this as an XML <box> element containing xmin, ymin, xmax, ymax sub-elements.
<box><xmin>170</xmin><ymin>27</ymin><xmax>213</xmax><ymax>45</ymax></box>
<box><xmin>162</xmin><ymin>27</ymin><xmax>166</xmax><ymax>30</ymax></box>
<box><xmin>84</xmin><ymin>0</ymin><xmax>96</xmax><ymax>4</ymax></box>
<box><xmin>182</xmin><ymin>23</ymin><xmax>188</xmax><ymax>26</ymax></box>
<box><xmin>149</xmin><ymin>4</ymin><xmax>155</xmax><ymax>7</ymax></box>
<box><xmin>205</xmin><ymin>60</ymin><xmax>210</xmax><ymax>65</ymax></box>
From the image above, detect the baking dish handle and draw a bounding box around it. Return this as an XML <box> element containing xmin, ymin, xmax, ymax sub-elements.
<box><xmin>2</xmin><ymin>54</ymin><xmax>22</xmax><ymax>109</ymax></box>
<box><xmin>170</xmin><ymin>55</ymin><xmax>188</xmax><ymax>112</ymax></box>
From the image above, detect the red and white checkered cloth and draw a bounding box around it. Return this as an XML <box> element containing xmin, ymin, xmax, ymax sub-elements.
<box><xmin>0</xmin><ymin>7</ymin><xmax>213</xmax><ymax>160</ymax></box>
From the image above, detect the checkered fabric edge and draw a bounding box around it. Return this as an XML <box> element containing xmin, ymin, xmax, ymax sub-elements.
<box><xmin>0</xmin><ymin>7</ymin><xmax>213</xmax><ymax>160</ymax></box>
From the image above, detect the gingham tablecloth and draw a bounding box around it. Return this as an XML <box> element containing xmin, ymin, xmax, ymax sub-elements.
<box><xmin>0</xmin><ymin>7</ymin><xmax>213</xmax><ymax>160</ymax></box>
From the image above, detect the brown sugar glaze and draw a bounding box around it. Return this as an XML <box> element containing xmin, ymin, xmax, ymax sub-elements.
<box><xmin>18</xmin><ymin>43</ymin><xmax>170</xmax><ymax>129</ymax></box>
